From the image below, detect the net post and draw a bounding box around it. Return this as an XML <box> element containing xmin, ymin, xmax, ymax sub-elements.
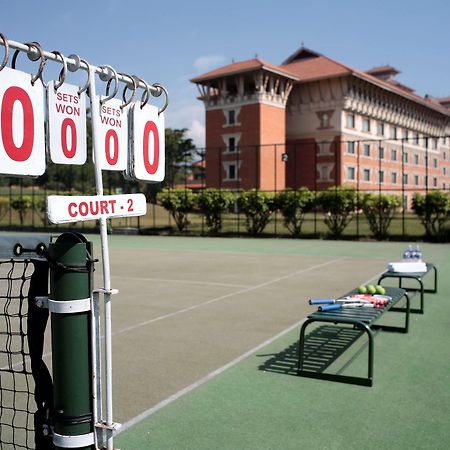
<box><xmin>49</xmin><ymin>232</ymin><xmax>95</xmax><ymax>450</ymax></box>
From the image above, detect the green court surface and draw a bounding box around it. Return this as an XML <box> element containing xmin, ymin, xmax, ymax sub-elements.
<box><xmin>75</xmin><ymin>236</ymin><xmax>450</xmax><ymax>448</ymax></box>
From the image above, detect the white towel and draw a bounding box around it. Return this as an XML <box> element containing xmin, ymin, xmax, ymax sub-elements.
<box><xmin>387</xmin><ymin>261</ymin><xmax>427</xmax><ymax>273</ymax></box>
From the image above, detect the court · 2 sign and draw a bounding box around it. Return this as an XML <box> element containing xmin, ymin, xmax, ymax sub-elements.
<box><xmin>0</xmin><ymin>67</ymin><xmax>46</xmax><ymax>176</ymax></box>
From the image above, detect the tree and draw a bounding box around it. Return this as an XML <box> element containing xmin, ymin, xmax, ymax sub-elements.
<box><xmin>165</xmin><ymin>128</ymin><xmax>196</xmax><ymax>187</ymax></box>
<box><xmin>412</xmin><ymin>191</ymin><xmax>450</xmax><ymax>239</ymax></box>
<box><xmin>157</xmin><ymin>188</ymin><xmax>196</xmax><ymax>232</ymax></box>
<box><xmin>276</xmin><ymin>188</ymin><xmax>314</xmax><ymax>236</ymax></box>
<box><xmin>318</xmin><ymin>187</ymin><xmax>357</xmax><ymax>238</ymax></box>
<box><xmin>361</xmin><ymin>193</ymin><xmax>401</xmax><ymax>240</ymax></box>
<box><xmin>11</xmin><ymin>196</ymin><xmax>32</xmax><ymax>227</ymax></box>
<box><xmin>236</xmin><ymin>189</ymin><xmax>276</xmax><ymax>236</ymax></box>
<box><xmin>197</xmin><ymin>189</ymin><xmax>235</xmax><ymax>234</ymax></box>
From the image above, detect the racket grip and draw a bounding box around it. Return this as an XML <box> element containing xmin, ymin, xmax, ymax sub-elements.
<box><xmin>318</xmin><ymin>304</ymin><xmax>341</xmax><ymax>312</ymax></box>
<box><xmin>309</xmin><ymin>298</ymin><xmax>334</xmax><ymax>305</ymax></box>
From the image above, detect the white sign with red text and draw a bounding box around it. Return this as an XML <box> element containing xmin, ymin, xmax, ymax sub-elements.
<box><xmin>47</xmin><ymin>81</ymin><xmax>87</xmax><ymax>165</ymax></box>
<box><xmin>0</xmin><ymin>67</ymin><xmax>46</xmax><ymax>176</ymax></box>
<box><xmin>129</xmin><ymin>104</ymin><xmax>165</xmax><ymax>182</ymax></box>
<box><xmin>95</xmin><ymin>97</ymin><xmax>128</xmax><ymax>171</ymax></box>
<box><xmin>47</xmin><ymin>193</ymin><xmax>147</xmax><ymax>224</ymax></box>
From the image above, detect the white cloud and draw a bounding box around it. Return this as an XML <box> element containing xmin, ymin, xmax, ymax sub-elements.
<box><xmin>186</xmin><ymin>119</ymin><xmax>205</xmax><ymax>148</ymax></box>
<box><xmin>193</xmin><ymin>55</ymin><xmax>226</xmax><ymax>72</ymax></box>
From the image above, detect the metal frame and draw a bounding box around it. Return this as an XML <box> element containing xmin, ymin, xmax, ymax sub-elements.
<box><xmin>0</xmin><ymin>36</ymin><xmax>169</xmax><ymax>450</ymax></box>
<box><xmin>378</xmin><ymin>263</ymin><xmax>438</xmax><ymax>314</ymax></box>
<box><xmin>297</xmin><ymin>287</ymin><xmax>409</xmax><ymax>387</ymax></box>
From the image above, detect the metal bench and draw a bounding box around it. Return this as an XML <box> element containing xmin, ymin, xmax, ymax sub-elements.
<box><xmin>377</xmin><ymin>263</ymin><xmax>437</xmax><ymax>314</ymax></box>
<box><xmin>297</xmin><ymin>287</ymin><xmax>409</xmax><ymax>387</ymax></box>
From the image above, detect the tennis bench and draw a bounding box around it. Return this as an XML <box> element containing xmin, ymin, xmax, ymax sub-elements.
<box><xmin>377</xmin><ymin>263</ymin><xmax>437</xmax><ymax>314</ymax></box>
<box><xmin>297</xmin><ymin>287</ymin><xmax>409</xmax><ymax>387</ymax></box>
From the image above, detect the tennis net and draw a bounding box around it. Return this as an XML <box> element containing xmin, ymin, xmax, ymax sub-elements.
<box><xmin>0</xmin><ymin>235</ymin><xmax>53</xmax><ymax>450</ymax></box>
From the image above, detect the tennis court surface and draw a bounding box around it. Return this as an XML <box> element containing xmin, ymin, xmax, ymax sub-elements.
<box><xmin>95</xmin><ymin>235</ymin><xmax>449</xmax><ymax>450</ymax></box>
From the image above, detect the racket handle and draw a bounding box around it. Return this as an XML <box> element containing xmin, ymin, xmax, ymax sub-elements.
<box><xmin>318</xmin><ymin>304</ymin><xmax>342</xmax><ymax>312</ymax></box>
<box><xmin>309</xmin><ymin>298</ymin><xmax>334</xmax><ymax>305</ymax></box>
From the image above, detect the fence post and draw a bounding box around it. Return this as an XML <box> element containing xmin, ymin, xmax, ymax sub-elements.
<box><xmin>49</xmin><ymin>232</ymin><xmax>94</xmax><ymax>450</ymax></box>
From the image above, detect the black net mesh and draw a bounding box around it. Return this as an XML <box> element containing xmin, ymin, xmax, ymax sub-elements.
<box><xmin>0</xmin><ymin>259</ymin><xmax>52</xmax><ymax>450</ymax></box>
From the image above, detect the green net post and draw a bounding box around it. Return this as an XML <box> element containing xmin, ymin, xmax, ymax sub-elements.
<box><xmin>49</xmin><ymin>232</ymin><xmax>95</xmax><ymax>450</ymax></box>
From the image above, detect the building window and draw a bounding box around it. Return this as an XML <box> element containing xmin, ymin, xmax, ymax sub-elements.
<box><xmin>413</xmin><ymin>133</ymin><xmax>419</xmax><ymax>145</ymax></box>
<box><xmin>403</xmin><ymin>129</ymin><xmax>409</xmax><ymax>140</ymax></box>
<box><xmin>414</xmin><ymin>175</ymin><xmax>419</xmax><ymax>186</ymax></box>
<box><xmin>378</xmin><ymin>170</ymin><xmax>384</xmax><ymax>183</ymax></box>
<box><xmin>391</xmin><ymin>172</ymin><xmax>397</xmax><ymax>184</ymax></box>
<box><xmin>228</xmin><ymin>137</ymin><xmax>236</xmax><ymax>152</ymax></box>
<box><xmin>443</xmin><ymin>167</ymin><xmax>446</xmax><ymax>176</ymax></box>
<box><xmin>403</xmin><ymin>152</ymin><xmax>408</xmax><ymax>163</ymax></box>
<box><xmin>347</xmin><ymin>141</ymin><xmax>355</xmax><ymax>154</ymax></box>
<box><xmin>363</xmin><ymin>144</ymin><xmax>371</xmax><ymax>157</ymax></box>
<box><xmin>346</xmin><ymin>113</ymin><xmax>355</xmax><ymax>129</ymax></box>
<box><xmin>228</xmin><ymin>110</ymin><xmax>235</xmax><ymax>125</ymax></box>
<box><xmin>228</xmin><ymin>164</ymin><xmax>236</xmax><ymax>180</ymax></box>
<box><xmin>347</xmin><ymin>166</ymin><xmax>355</xmax><ymax>180</ymax></box>
<box><xmin>390</xmin><ymin>126</ymin><xmax>397</xmax><ymax>139</ymax></box>
<box><xmin>319</xmin><ymin>112</ymin><xmax>332</xmax><ymax>128</ymax></box>
<box><xmin>363</xmin><ymin>169</ymin><xmax>370</xmax><ymax>182</ymax></box>
<box><xmin>433</xmin><ymin>177</ymin><xmax>438</xmax><ymax>188</ymax></box>
<box><xmin>391</xmin><ymin>149</ymin><xmax>397</xmax><ymax>161</ymax></box>
<box><xmin>362</xmin><ymin>117</ymin><xmax>370</xmax><ymax>132</ymax></box>
<box><xmin>377</xmin><ymin>121</ymin><xmax>385</xmax><ymax>136</ymax></box>
<box><xmin>403</xmin><ymin>173</ymin><xmax>408</xmax><ymax>184</ymax></box>
<box><xmin>378</xmin><ymin>147</ymin><xmax>384</xmax><ymax>159</ymax></box>
<box><xmin>433</xmin><ymin>158</ymin><xmax>438</xmax><ymax>168</ymax></box>
<box><xmin>432</xmin><ymin>138</ymin><xmax>438</xmax><ymax>149</ymax></box>
<box><xmin>444</xmin><ymin>152</ymin><xmax>447</xmax><ymax>160</ymax></box>
<box><xmin>414</xmin><ymin>154</ymin><xmax>419</xmax><ymax>165</ymax></box>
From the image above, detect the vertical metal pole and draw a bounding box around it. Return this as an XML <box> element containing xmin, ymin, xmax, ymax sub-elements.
<box><xmin>87</xmin><ymin>64</ymin><xmax>114</xmax><ymax>450</ymax></box>
<box><xmin>50</xmin><ymin>233</ymin><xmax>94</xmax><ymax>450</ymax></box>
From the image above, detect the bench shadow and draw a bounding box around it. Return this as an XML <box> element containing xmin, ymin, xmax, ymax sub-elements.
<box><xmin>258</xmin><ymin>325</ymin><xmax>365</xmax><ymax>376</ymax></box>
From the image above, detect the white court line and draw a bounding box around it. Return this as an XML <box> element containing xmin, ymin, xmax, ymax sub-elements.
<box><xmin>117</xmin><ymin>267</ymin><xmax>387</xmax><ymax>434</ymax></box>
<box><xmin>112</xmin><ymin>275</ymin><xmax>251</xmax><ymax>289</ymax></box>
<box><xmin>112</xmin><ymin>257</ymin><xmax>346</xmax><ymax>337</ymax></box>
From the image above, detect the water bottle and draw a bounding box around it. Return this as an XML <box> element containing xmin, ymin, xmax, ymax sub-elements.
<box><xmin>403</xmin><ymin>246</ymin><xmax>410</xmax><ymax>260</ymax></box>
<box><xmin>416</xmin><ymin>245</ymin><xmax>422</xmax><ymax>261</ymax></box>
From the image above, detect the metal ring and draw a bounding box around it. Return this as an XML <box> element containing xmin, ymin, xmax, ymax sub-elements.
<box><xmin>0</xmin><ymin>33</ymin><xmax>10</xmax><ymax>71</ymax></box>
<box><xmin>152</xmin><ymin>83</ymin><xmax>169</xmax><ymax>115</ymax></box>
<box><xmin>12</xmin><ymin>42</ymin><xmax>46</xmax><ymax>85</ymax></box>
<box><xmin>77</xmin><ymin>58</ymin><xmax>90</xmax><ymax>95</ymax></box>
<box><xmin>99</xmin><ymin>65</ymin><xmax>118</xmax><ymax>104</ymax></box>
<box><xmin>120</xmin><ymin>74</ymin><xmax>138</xmax><ymax>109</ymax></box>
<box><xmin>139</xmin><ymin>78</ymin><xmax>151</xmax><ymax>108</ymax></box>
<box><xmin>52</xmin><ymin>51</ymin><xmax>67</xmax><ymax>91</ymax></box>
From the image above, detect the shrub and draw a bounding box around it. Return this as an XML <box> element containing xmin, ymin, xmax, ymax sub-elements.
<box><xmin>157</xmin><ymin>188</ymin><xmax>196</xmax><ymax>232</ymax></box>
<box><xmin>197</xmin><ymin>189</ymin><xmax>235</xmax><ymax>234</ymax></box>
<box><xmin>276</xmin><ymin>188</ymin><xmax>314</xmax><ymax>236</ymax></box>
<box><xmin>10</xmin><ymin>196</ymin><xmax>32</xmax><ymax>227</ymax></box>
<box><xmin>236</xmin><ymin>189</ymin><xmax>276</xmax><ymax>236</ymax></box>
<box><xmin>361</xmin><ymin>193</ymin><xmax>401</xmax><ymax>240</ymax></box>
<box><xmin>412</xmin><ymin>191</ymin><xmax>450</xmax><ymax>239</ymax></box>
<box><xmin>317</xmin><ymin>187</ymin><xmax>357</xmax><ymax>238</ymax></box>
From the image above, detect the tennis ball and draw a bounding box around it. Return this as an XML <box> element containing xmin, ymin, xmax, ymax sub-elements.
<box><xmin>367</xmin><ymin>284</ymin><xmax>376</xmax><ymax>295</ymax></box>
<box><xmin>376</xmin><ymin>285</ymin><xmax>386</xmax><ymax>295</ymax></box>
<box><xmin>358</xmin><ymin>285</ymin><xmax>367</xmax><ymax>294</ymax></box>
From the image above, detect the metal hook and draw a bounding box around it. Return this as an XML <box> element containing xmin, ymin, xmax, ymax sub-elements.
<box><xmin>139</xmin><ymin>78</ymin><xmax>151</xmax><ymax>109</ymax></box>
<box><xmin>77</xmin><ymin>58</ymin><xmax>90</xmax><ymax>95</ymax></box>
<box><xmin>152</xmin><ymin>83</ymin><xmax>169</xmax><ymax>115</ymax></box>
<box><xmin>11</xmin><ymin>41</ymin><xmax>46</xmax><ymax>85</ymax></box>
<box><xmin>0</xmin><ymin>33</ymin><xmax>10</xmax><ymax>71</ymax></box>
<box><xmin>52</xmin><ymin>50</ymin><xmax>67</xmax><ymax>91</ymax></box>
<box><xmin>120</xmin><ymin>74</ymin><xmax>138</xmax><ymax>109</ymax></box>
<box><xmin>99</xmin><ymin>65</ymin><xmax>118</xmax><ymax>104</ymax></box>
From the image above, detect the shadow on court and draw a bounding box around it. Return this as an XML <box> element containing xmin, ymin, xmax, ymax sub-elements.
<box><xmin>258</xmin><ymin>325</ymin><xmax>365</xmax><ymax>376</ymax></box>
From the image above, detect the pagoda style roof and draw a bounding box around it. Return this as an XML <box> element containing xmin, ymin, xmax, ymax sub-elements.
<box><xmin>190</xmin><ymin>57</ymin><xmax>299</xmax><ymax>83</ymax></box>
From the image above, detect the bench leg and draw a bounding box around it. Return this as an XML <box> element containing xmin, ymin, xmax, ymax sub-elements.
<box><xmin>297</xmin><ymin>319</ymin><xmax>374</xmax><ymax>387</ymax></box>
<box><xmin>375</xmin><ymin>292</ymin><xmax>410</xmax><ymax>333</ymax></box>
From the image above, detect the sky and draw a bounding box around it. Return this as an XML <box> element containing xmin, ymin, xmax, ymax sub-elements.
<box><xmin>0</xmin><ymin>0</ymin><xmax>449</xmax><ymax>147</ymax></box>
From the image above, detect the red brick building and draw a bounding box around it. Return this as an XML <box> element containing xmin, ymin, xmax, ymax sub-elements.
<box><xmin>191</xmin><ymin>47</ymin><xmax>450</xmax><ymax>202</ymax></box>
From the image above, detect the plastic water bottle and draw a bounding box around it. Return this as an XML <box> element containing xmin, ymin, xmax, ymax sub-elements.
<box><xmin>403</xmin><ymin>246</ymin><xmax>410</xmax><ymax>260</ymax></box>
<box><xmin>416</xmin><ymin>245</ymin><xmax>422</xmax><ymax>261</ymax></box>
